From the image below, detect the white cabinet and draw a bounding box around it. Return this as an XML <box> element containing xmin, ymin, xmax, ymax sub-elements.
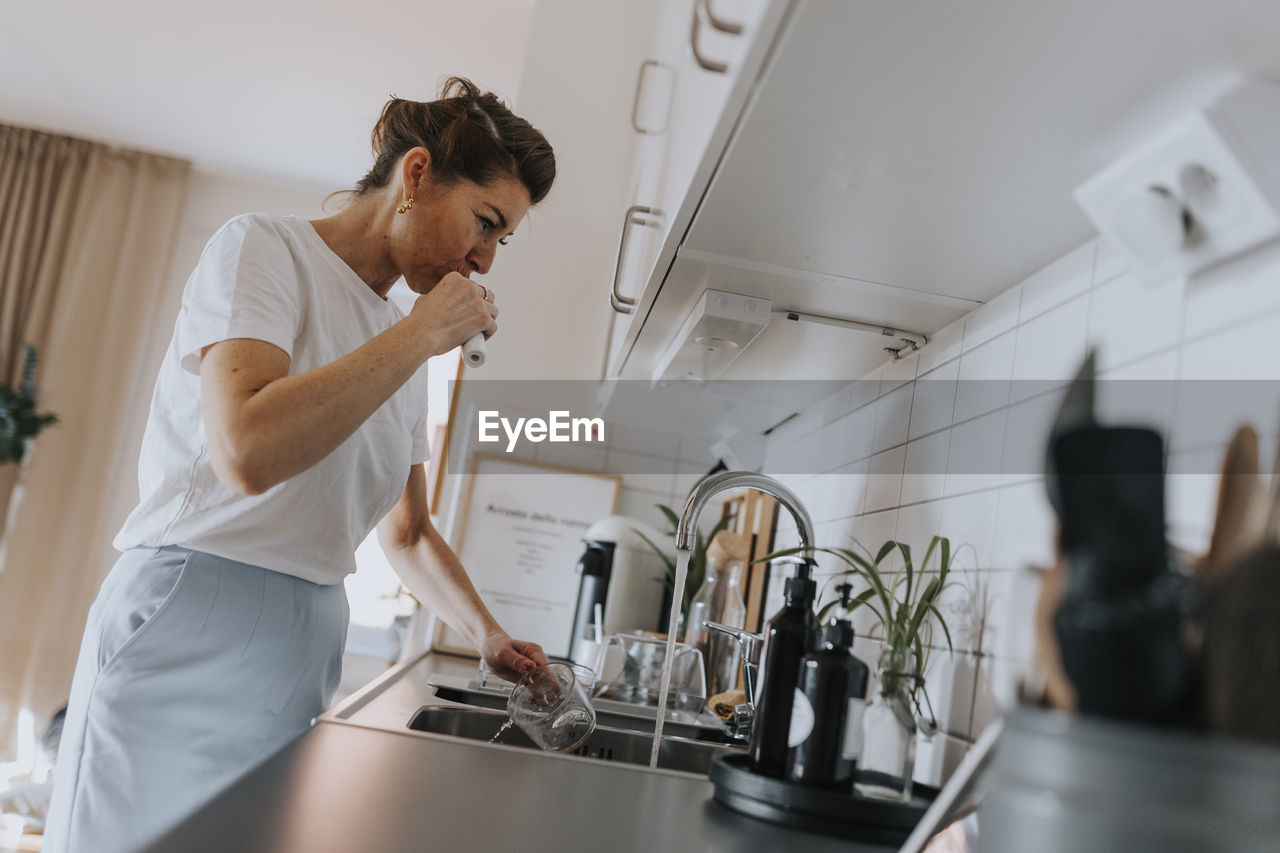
<box><xmin>606</xmin><ymin>0</ymin><xmax>1280</xmax><ymax>387</ymax></box>
<box><xmin>605</xmin><ymin>0</ymin><xmax>779</xmax><ymax>372</ymax></box>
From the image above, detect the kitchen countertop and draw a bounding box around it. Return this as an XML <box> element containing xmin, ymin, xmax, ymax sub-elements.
<box><xmin>142</xmin><ymin>652</ymin><xmax>895</xmax><ymax>852</ymax></box>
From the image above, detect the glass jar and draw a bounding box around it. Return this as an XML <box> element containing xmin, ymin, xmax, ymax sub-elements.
<box><xmin>707</xmin><ymin>560</ymin><xmax>747</xmax><ymax>696</ymax></box>
<box><xmin>684</xmin><ymin>559</ymin><xmax>718</xmax><ymax>660</ymax></box>
<box><xmin>856</xmin><ymin>646</ymin><xmax>919</xmax><ymax>802</ymax></box>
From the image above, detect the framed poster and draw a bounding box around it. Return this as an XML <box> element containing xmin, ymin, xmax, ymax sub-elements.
<box><xmin>433</xmin><ymin>453</ymin><xmax>622</xmax><ymax>659</ymax></box>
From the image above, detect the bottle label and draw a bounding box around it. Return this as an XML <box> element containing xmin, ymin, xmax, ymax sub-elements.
<box><xmin>787</xmin><ymin>689</ymin><xmax>815</xmax><ymax>748</ymax></box>
<box><xmin>841</xmin><ymin>697</ymin><xmax>867</xmax><ymax>761</ymax></box>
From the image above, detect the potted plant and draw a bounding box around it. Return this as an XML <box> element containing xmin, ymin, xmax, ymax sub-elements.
<box><xmin>0</xmin><ymin>345</ymin><xmax>58</xmax><ymax>464</ymax></box>
<box><xmin>770</xmin><ymin>534</ymin><xmax>955</xmax><ymax>801</ymax></box>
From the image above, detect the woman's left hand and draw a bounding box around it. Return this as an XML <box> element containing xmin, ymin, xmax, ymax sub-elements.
<box><xmin>481</xmin><ymin>631</ymin><xmax>550</xmax><ymax>683</ymax></box>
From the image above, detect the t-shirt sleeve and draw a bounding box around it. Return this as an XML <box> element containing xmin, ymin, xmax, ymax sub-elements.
<box><xmin>409</xmin><ymin>379</ymin><xmax>432</xmax><ymax>465</ymax></box>
<box><xmin>176</xmin><ymin>215</ymin><xmax>303</xmax><ymax>375</ymax></box>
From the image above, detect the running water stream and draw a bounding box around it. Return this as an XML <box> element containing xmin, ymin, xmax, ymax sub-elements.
<box><xmin>489</xmin><ymin>719</ymin><xmax>514</xmax><ymax>743</ymax></box>
<box><xmin>649</xmin><ymin>548</ymin><xmax>691</xmax><ymax>767</ymax></box>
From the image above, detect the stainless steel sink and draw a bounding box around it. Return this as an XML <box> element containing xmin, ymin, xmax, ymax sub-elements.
<box><xmin>425</xmin><ymin>674</ymin><xmax>733</xmax><ymax>743</ymax></box>
<box><xmin>406</xmin><ymin>705</ymin><xmax>742</xmax><ymax>775</ymax></box>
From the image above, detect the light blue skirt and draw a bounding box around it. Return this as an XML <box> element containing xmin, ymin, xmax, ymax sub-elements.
<box><xmin>44</xmin><ymin>546</ymin><xmax>349</xmax><ymax>853</ymax></box>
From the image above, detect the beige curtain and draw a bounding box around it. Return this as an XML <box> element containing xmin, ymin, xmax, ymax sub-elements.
<box><xmin>0</xmin><ymin>124</ymin><xmax>190</xmax><ymax>764</ymax></box>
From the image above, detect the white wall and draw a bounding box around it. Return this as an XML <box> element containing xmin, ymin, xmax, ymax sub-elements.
<box><xmin>760</xmin><ymin>234</ymin><xmax>1280</xmax><ymax>786</ymax></box>
<box><xmin>163</xmin><ymin>168</ymin><xmax>330</xmax><ymax>293</ymax></box>
<box><xmin>473</xmin><ymin>0</ymin><xmax>659</xmax><ymax>381</ymax></box>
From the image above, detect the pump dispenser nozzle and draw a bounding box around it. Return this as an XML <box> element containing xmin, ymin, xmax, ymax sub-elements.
<box><xmin>833</xmin><ymin>582</ymin><xmax>854</xmax><ymax>619</ymax></box>
<box><xmin>824</xmin><ymin>582</ymin><xmax>857</xmax><ymax>649</ymax></box>
<box><xmin>777</xmin><ymin>555</ymin><xmax>817</xmax><ymax>605</ymax></box>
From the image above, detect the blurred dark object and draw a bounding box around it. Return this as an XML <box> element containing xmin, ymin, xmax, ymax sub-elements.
<box><xmin>1201</xmin><ymin>544</ymin><xmax>1280</xmax><ymax>743</ymax></box>
<box><xmin>1044</xmin><ymin>349</ymin><xmax>1097</xmax><ymax>518</ymax></box>
<box><xmin>1030</xmin><ymin>350</ymin><xmax>1098</xmax><ymax>712</ymax></box>
<box><xmin>1049</xmin><ymin>425</ymin><xmax>1191</xmax><ymax>723</ymax></box>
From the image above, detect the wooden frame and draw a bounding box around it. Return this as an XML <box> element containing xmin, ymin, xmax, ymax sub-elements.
<box><xmin>432</xmin><ymin>453</ymin><xmax>622</xmax><ymax>659</ymax></box>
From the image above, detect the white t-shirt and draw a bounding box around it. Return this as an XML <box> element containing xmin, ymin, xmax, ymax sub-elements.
<box><xmin>114</xmin><ymin>213</ymin><xmax>431</xmax><ymax>585</ymax></box>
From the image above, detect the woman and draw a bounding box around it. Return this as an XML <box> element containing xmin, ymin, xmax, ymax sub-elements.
<box><xmin>45</xmin><ymin>77</ymin><xmax>554</xmax><ymax>852</ymax></box>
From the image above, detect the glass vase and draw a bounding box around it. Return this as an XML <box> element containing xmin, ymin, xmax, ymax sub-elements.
<box><xmin>856</xmin><ymin>646</ymin><xmax>918</xmax><ymax>802</ymax></box>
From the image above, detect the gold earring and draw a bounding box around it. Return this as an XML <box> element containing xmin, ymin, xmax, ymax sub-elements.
<box><xmin>397</xmin><ymin>196</ymin><xmax>415</xmax><ymax>214</ymax></box>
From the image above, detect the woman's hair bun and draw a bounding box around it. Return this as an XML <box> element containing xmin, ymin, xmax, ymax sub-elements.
<box><xmin>354</xmin><ymin>77</ymin><xmax>555</xmax><ymax>205</ymax></box>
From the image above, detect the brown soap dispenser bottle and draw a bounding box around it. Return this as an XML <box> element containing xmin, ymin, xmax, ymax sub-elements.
<box><xmin>749</xmin><ymin>558</ymin><xmax>819</xmax><ymax>778</ymax></box>
<box><xmin>786</xmin><ymin>583</ymin><xmax>870</xmax><ymax>790</ymax></box>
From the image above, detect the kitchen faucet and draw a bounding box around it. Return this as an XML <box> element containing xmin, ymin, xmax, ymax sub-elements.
<box><xmin>676</xmin><ymin>471</ymin><xmax>815</xmax><ymax>552</ymax></box>
<box><xmin>677</xmin><ymin>471</ymin><xmax>816</xmax><ymax>737</ymax></box>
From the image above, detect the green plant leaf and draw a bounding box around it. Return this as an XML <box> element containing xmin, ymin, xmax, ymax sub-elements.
<box><xmin>632</xmin><ymin>528</ymin><xmax>676</xmax><ymax>582</ymax></box>
<box><xmin>874</xmin><ymin>540</ymin><xmax>896</xmax><ymax>566</ymax></box>
<box><xmin>898</xmin><ymin>541</ymin><xmax>914</xmax><ymax>614</ymax></box>
<box><xmin>655</xmin><ymin>503</ymin><xmax>680</xmax><ymax>532</ymax></box>
<box><xmin>929</xmin><ymin>602</ymin><xmax>954</xmax><ymax>652</ymax></box>
<box><xmin>847</xmin><ymin>586</ymin><xmax>878</xmax><ymax>609</ymax></box>
<box><xmin>907</xmin><ymin>576</ymin><xmax>941</xmax><ymax>644</ymax></box>
<box><xmin>830</xmin><ymin>550</ymin><xmax>894</xmax><ymax>626</ymax></box>
<box><xmin>830</xmin><ymin>546</ymin><xmax>877</xmax><ymax>575</ymax></box>
<box><xmin>819</xmin><ymin>585</ymin><xmax>879</xmax><ymax>623</ymax></box>
<box><xmin>921</xmin><ymin>536</ymin><xmax>940</xmax><ymax>574</ymax></box>
<box><xmin>938</xmin><ymin>536</ymin><xmax>952</xmax><ymax>586</ymax></box>
<box><xmin>756</xmin><ymin>545</ymin><xmax>802</xmax><ymax>564</ymax></box>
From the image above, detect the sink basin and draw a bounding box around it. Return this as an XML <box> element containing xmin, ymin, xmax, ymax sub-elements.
<box><xmin>406</xmin><ymin>705</ymin><xmax>742</xmax><ymax>775</ymax></box>
<box><xmin>426</xmin><ymin>675</ymin><xmax>733</xmax><ymax>742</ymax></box>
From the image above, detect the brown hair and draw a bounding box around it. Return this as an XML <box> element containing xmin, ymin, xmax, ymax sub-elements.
<box><xmin>355</xmin><ymin>77</ymin><xmax>555</xmax><ymax>205</ymax></box>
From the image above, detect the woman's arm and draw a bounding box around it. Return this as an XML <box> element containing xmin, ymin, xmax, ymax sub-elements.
<box><xmin>200</xmin><ymin>271</ymin><xmax>493</xmax><ymax>495</ymax></box>
<box><xmin>376</xmin><ymin>464</ymin><xmax>548</xmax><ymax>682</ymax></box>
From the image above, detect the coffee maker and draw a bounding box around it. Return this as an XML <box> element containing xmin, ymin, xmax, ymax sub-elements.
<box><xmin>568</xmin><ymin>516</ymin><xmax>668</xmax><ymax>660</ymax></box>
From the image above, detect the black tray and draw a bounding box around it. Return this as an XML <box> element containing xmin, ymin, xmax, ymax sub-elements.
<box><xmin>708</xmin><ymin>752</ymin><xmax>938</xmax><ymax>845</ymax></box>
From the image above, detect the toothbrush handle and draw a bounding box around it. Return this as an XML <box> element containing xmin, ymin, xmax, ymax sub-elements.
<box><xmin>462</xmin><ymin>333</ymin><xmax>486</xmax><ymax>367</ymax></box>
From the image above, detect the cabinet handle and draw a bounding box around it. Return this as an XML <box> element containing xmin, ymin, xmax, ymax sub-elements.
<box><xmin>632</xmin><ymin>60</ymin><xmax>675</xmax><ymax>135</ymax></box>
<box><xmin>689</xmin><ymin>0</ymin><xmax>729</xmax><ymax>74</ymax></box>
<box><xmin>610</xmin><ymin>205</ymin><xmax>665</xmax><ymax>315</ymax></box>
<box><xmin>702</xmin><ymin>0</ymin><xmax>745</xmax><ymax>35</ymax></box>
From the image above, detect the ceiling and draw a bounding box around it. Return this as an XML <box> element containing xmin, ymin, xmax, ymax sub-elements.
<box><xmin>0</xmin><ymin>0</ymin><xmax>538</xmax><ymax>190</ymax></box>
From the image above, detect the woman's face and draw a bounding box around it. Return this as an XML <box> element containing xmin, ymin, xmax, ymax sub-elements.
<box><xmin>394</xmin><ymin>155</ymin><xmax>531</xmax><ymax>293</ymax></box>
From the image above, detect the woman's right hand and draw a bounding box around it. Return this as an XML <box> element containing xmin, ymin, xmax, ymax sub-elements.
<box><xmin>409</xmin><ymin>271</ymin><xmax>498</xmax><ymax>357</ymax></box>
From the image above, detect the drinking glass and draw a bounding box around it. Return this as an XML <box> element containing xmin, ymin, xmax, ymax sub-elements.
<box><xmin>595</xmin><ymin>633</ymin><xmax>706</xmax><ymax>713</ymax></box>
<box><xmin>506</xmin><ymin>662</ymin><xmax>596</xmax><ymax>752</ymax></box>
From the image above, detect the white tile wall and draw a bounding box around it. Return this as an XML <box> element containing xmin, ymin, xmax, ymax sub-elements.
<box><xmin>945</xmin><ymin>409</ymin><xmax>1007</xmax><ymax>496</ymax></box>
<box><xmin>756</xmin><ymin>234</ymin><xmax>1280</xmax><ymax>781</ymax></box>
<box><xmin>555</xmin><ymin>230</ymin><xmax>1280</xmax><ymax>787</ymax></box>
<box><xmin>918</xmin><ymin>318</ymin><xmax>966</xmax><ymax>375</ymax></box>
<box><xmin>908</xmin><ymin>360</ymin><xmax>961</xmax><ymax>440</ymax></box>
<box><xmin>872</xmin><ymin>384</ymin><xmax>914</xmax><ymax>454</ymax></box>
<box><xmin>954</xmin><ymin>332</ymin><xmax>1016</xmax><ymax>422</ymax></box>
<box><xmin>865</xmin><ymin>446</ymin><xmax>906</xmax><ymax>514</ymax></box>
<box><xmin>1088</xmin><ymin>272</ymin><xmax>1185</xmax><ymax>372</ymax></box>
<box><xmin>1018</xmin><ymin>243</ymin><xmax>1094</xmax><ymax>323</ymax></box>
<box><xmin>1010</xmin><ymin>294</ymin><xmax>1091</xmax><ymax>397</ymax></box>
<box><xmin>962</xmin><ymin>285</ymin><xmax>1021</xmax><ymax>352</ymax></box>
<box><xmin>901</xmin><ymin>432</ymin><xmax>950</xmax><ymax>506</ymax></box>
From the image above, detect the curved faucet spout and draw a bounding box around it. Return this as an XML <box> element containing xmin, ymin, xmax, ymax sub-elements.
<box><xmin>676</xmin><ymin>471</ymin><xmax>815</xmax><ymax>554</ymax></box>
